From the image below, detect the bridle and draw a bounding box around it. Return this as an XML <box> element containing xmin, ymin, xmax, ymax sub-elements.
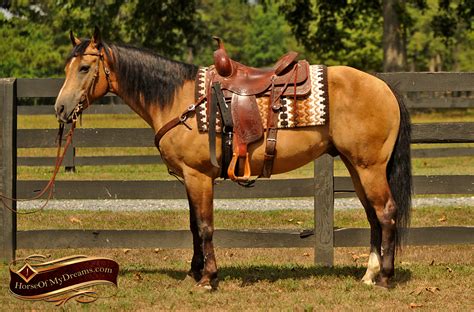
<box><xmin>70</xmin><ymin>46</ymin><xmax>113</xmax><ymax>122</ymax></box>
<box><xmin>0</xmin><ymin>46</ymin><xmax>113</xmax><ymax>214</ymax></box>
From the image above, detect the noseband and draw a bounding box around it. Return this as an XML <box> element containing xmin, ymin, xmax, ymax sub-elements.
<box><xmin>71</xmin><ymin>47</ymin><xmax>112</xmax><ymax>121</ymax></box>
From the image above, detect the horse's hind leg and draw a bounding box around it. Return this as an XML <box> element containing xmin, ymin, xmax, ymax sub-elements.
<box><xmin>183</xmin><ymin>168</ymin><xmax>218</xmax><ymax>290</ymax></box>
<box><xmin>340</xmin><ymin>156</ymin><xmax>382</xmax><ymax>285</ymax></box>
<box><xmin>353</xmin><ymin>164</ymin><xmax>397</xmax><ymax>287</ymax></box>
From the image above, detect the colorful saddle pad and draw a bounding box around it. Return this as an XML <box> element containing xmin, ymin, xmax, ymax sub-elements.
<box><xmin>195</xmin><ymin>65</ymin><xmax>328</xmax><ymax>132</ymax></box>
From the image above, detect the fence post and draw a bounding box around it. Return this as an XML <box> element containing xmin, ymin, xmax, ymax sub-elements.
<box><xmin>314</xmin><ymin>154</ymin><xmax>334</xmax><ymax>266</ymax></box>
<box><xmin>0</xmin><ymin>78</ymin><xmax>17</xmax><ymax>262</ymax></box>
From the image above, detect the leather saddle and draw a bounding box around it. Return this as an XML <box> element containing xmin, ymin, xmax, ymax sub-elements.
<box><xmin>211</xmin><ymin>37</ymin><xmax>311</xmax><ymax>97</ymax></box>
<box><xmin>207</xmin><ymin>37</ymin><xmax>311</xmax><ymax>182</ymax></box>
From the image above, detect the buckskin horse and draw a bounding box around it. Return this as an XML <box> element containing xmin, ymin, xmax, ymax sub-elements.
<box><xmin>54</xmin><ymin>27</ymin><xmax>412</xmax><ymax>290</ymax></box>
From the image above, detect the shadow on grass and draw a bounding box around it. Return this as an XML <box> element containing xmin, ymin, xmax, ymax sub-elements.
<box><xmin>121</xmin><ymin>265</ymin><xmax>412</xmax><ymax>286</ymax></box>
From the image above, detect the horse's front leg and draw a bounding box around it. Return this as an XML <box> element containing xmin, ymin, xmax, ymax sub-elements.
<box><xmin>183</xmin><ymin>168</ymin><xmax>218</xmax><ymax>290</ymax></box>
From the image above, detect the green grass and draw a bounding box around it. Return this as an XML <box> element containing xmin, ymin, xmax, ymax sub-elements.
<box><xmin>1</xmin><ymin>246</ymin><xmax>472</xmax><ymax>310</ymax></box>
<box><xmin>19</xmin><ymin>114</ymin><xmax>149</xmax><ymax>129</ymax></box>
<box><xmin>410</xmin><ymin>108</ymin><xmax>474</xmax><ymax>123</ymax></box>
<box><xmin>2</xmin><ymin>205</ymin><xmax>473</xmax><ymax>310</ymax></box>
<box><xmin>17</xmin><ymin>206</ymin><xmax>474</xmax><ymax>230</ymax></box>
<box><xmin>17</xmin><ymin>147</ymin><xmax>159</xmax><ymax>157</ymax></box>
<box><xmin>17</xmin><ymin>164</ymin><xmax>174</xmax><ymax>180</ymax></box>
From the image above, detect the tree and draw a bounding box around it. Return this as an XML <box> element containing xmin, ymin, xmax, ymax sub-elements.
<box><xmin>243</xmin><ymin>4</ymin><xmax>296</xmax><ymax>67</ymax></box>
<box><xmin>0</xmin><ymin>0</ymin><xmax>206</xmax><ymax>77</ymax></box>
<box><xmin>193</xmin><ymin>0</ymin><xmax>253</xmax><ymax>65</ymax></box>
<box><xmin>0</xmin><ymin>13</ymin><xmax>66</xmax><ymax>77</ymax></box>
<box><xmin>383</xmin><ymin>0</ymin><xmax>406</xmax><ymax>71</ymax></box>
<box><xmin>278</xmin><ymin>0</ymin><xmax>473</xmax><ymax>71</ymax></box>
<box><xmin>118</xmin><ymin>0</ymin><xmax>207</xmax><ymax>60</ymax></box>
<box><xmin>278</xmin><ymin>0</ymin><xmax>384</xmax><ymax>71</ymax></box>
<box><xmin>406</xmin><ymin>0</ymin><xmax>473</xmax><ymax>71</ymax></box>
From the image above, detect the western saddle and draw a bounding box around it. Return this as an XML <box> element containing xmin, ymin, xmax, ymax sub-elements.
<box><xmin>207</xmin><ymin>37</ymin><xmax>311</xmax><ymax>182</ymax></box>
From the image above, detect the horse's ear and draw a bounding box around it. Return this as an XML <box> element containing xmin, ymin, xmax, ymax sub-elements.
<box><xmin>91</xmin><ymin>26</ymin><xmax>101</xmax><ymax>47</ymax></box>
<box><xmin>69</xmin><ymin>30</ymin><xmax>81</xmax><ymax>47</ymax></box>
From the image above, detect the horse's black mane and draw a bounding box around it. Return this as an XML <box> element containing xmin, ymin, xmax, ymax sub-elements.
<box><xmin>68</xmin><ymin>40</ymin><xmax>198</xmax><ymax>107</ymax></box>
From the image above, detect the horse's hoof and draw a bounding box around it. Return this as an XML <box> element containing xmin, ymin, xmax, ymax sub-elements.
<box><xmin>186</xmin><ymin>270</ymin><xmax>202</xmax><ymax>282</ymax></box>
<box><xmin>375</xmin><ymin>278</ymin><xmax>392</xmax><ymax>289</ymax></box>
<box><xmin>193</xmin><ymin>277</ymin><xmax>218</xmax><ymax>292</ymax></box>
<box><xmin>194</xmin><ymin>282</ymin><xmax>215</xmax><ymax>293</ymax></box>
<box><xmin>181</xmin><ymin>274</ymin><xmax>197</xmax><ymax>287</ymax></box>
<box><xmin>361</xmin><ymin>278</ymin><xmax>376</xmax><ymax>286</ymax></box>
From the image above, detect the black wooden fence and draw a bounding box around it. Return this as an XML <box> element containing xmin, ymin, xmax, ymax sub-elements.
<box><xmin>1</xmin><ymin>73</ymin><xmax>474</xmax><ymax>264</ymax></box>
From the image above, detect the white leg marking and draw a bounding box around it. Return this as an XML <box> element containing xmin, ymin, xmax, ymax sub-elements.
<box><xmin>361</xmin><ymin>251</ymin><xmax>382</xmax><ymax>285</ymax></box>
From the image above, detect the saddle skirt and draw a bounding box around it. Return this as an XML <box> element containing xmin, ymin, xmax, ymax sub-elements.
<box><xmin>195</xmin><ymin>64</ymin><xmax>328</xmax><ymax>133</ymax></box>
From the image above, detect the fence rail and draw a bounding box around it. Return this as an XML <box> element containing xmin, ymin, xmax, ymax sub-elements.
<box><xmin>15</xmin><ymin>123</ymin><xmax>474</xmax><ymax>148</ymax></box>
<box><xmin>1</xmin><ymin>73</ymin><xmax>474</xmax><ymax>265</ymax></box>
<box><xmin>17</xmin><ymin>227</ymin><xmax>474</xmax><ymax>249</ymax></box>
<box><xmin>16</xmin><ymin>175</ymin><xmax>474</xmax><ymax>199</ymax></box>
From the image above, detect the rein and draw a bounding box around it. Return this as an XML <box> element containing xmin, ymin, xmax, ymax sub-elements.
<box><xmin>0</xmin><ymin>122</ymin><xmax>76</xmax><ymax>214</ymax></box>
<box><xmin>0</xmin><ymin>47</ymin><xmax>111</xmax><ymax>214</ymax></box>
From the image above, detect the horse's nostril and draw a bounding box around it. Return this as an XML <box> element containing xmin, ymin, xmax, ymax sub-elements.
<box><xmin>58</xmin><ymin>105</ymin><xmax>65</xmax><ymax>114</ymax></box>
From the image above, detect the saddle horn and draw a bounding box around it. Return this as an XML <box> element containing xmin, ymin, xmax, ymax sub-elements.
<box><xmin>213</xmin><ymin>36</ymin><xmax>233</xmax><ymax>78</ymax></box>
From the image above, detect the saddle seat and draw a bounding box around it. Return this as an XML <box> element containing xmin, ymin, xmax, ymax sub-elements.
<box><xmin>212</xmin><ymin>37</ymin><xmax>309</xmax><ymax>96</ymax></box>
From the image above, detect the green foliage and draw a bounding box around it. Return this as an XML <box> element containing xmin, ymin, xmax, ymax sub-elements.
<box><xmin>193</xmin><ymin>0</ymin><xmax>253</xmax><ymax>65</ymax></box>
<box><xmin>431</xmin><ymin>0</ymin><xmax>473</xmax><ymax>43</ymax></box>
<box><xmin>243</xmin><ymin>4</ymin><xmax>294</xmax><ymax>67</ymax></box>
<box><xmin>279</xmin><ymin>0</ymin><xmax>383</xmax><ymax>70</ymax></box>
<box><xmin>0</xmin><ymin>16</ymin><xmax>67</xmax><ymax>78</ymax></box>
<box><xmin>407</xmin><ymin>0</ymin><xmax>473</xmax><ymax>70</ymax></box>
<box><xmin>0</xmin><ymin>0</ymin><xmax>472</xmax><ymax>78</ymax></box>
<box><xmin>0</xmin><ymin>0</ymin><xmax>205</xmax><ymax>77</ymax></box>
<box><xmin>193</xmin><ymin>0</ymin><xmax>302</xmax><ymax>67</ymax></box>
<box><xmin>278</xmin><ymin>0</ymin><xmax>473</xmax><ymax>71</ymax></box>
<box><xmin>117</xmin><ymin>1</ymin><xmax>206</xmax><ymax>59</ymax></box>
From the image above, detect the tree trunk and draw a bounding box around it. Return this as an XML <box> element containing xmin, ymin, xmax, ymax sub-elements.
<box><xmin>383</xmin><ymin>0</ymin><xmax>406</xmax><ymax>72</ymax></box>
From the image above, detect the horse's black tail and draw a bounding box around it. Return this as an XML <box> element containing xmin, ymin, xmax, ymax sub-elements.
<box><xmin>387</xmin><ymin>87</ymin><xmax>413</xmax><ymax>250</ymax></box>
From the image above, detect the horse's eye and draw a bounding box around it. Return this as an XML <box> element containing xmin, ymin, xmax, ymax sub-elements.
<box><xmin>79</xmin><ymin>65</ymin><xmax>90</xmax><ymax>73</ymax></box>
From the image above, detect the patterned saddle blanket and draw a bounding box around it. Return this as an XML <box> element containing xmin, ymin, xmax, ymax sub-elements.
<box><xmin>195</xmin><ymin>65</ymin><xmax>329</xmax><ymax>132</ymax></box>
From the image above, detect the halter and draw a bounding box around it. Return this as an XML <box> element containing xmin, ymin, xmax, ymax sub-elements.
<box><xmin>71</xmin><ymin>46</ymin><xmax>113</xmax><ymax>121</ymax></box>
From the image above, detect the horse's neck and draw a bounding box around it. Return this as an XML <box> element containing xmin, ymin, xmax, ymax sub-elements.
<box><xmin>115</xmin><ymin>80</ymin><xmax>196</xmax><ymax>133</ymax></box>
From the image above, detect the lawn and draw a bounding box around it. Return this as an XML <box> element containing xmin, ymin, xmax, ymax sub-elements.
<box><xmin>1</xmin><ymin>206</ymin><xmax>473</xmax><ymax>310</ymax></box>
<box><xmin>16</xmin><ymin>206</ymin><xmax>474</xmax><ymax>230</ymax></box>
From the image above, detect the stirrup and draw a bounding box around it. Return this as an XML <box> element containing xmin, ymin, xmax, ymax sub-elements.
<box><xmin>227</xmin><ymin>152</ymin><xmax>251</xmax><ymax>182</ymax></box>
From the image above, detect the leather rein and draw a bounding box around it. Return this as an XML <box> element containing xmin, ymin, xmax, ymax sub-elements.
<box><xmin>0</xmin><ymin>123</ymin><xmax>76</xmax><ymax>214</ymax></box>
<box><xmin>0</xmin><ymin>47</ymin><xmax>111</xmax><ymax>214</ymax></box>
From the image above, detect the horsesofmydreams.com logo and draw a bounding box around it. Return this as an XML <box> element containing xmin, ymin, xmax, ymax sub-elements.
<box><xmin>9</xmin><ymin>255</ymin><xmax>119</xmax><ymax>306</ymax></box>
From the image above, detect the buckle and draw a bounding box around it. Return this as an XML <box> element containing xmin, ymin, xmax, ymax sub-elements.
<box><xmin>179</xmin><ymin>104</ymin><xmax>196</xmax><ymax>123</ymax></box>
<box><xmin>179</xmin><ymin>114</ymin><xmax>188</xmax><ymax>122</ymax></box>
